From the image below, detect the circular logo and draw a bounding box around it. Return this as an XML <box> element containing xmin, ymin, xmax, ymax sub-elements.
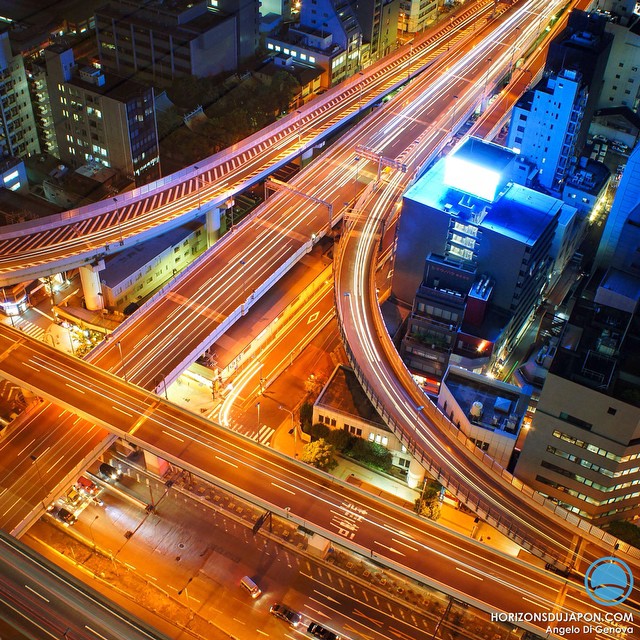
<box><xmin>584</xmin><ymin>556</ymin><xmax>634</xmax><ymax>606</ymax></box>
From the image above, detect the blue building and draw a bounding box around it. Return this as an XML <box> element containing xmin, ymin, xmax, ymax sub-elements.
<box><xmin>394</xmin><ymin>138</ymin><xmax>564</xmax><ymax>381</ymax></box>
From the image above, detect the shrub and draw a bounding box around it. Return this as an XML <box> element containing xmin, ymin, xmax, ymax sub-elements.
<box><xmin>326</xmin><ymin>428</ymin><xmax>354</xmax><ymax>452</ymax></box>
<box><xmin>300</xmin><ymin>439</ymin><xmax>336</xmax><ymax>471</ymax></box>
<box><xmin>309</xmin><ymin>422</ymin><xmax>330</xmax><ymax>441</ymax></box>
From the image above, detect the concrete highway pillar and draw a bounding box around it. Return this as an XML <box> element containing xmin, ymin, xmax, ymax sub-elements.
<box><xmin>206</xmin><ymin>198</ymin><xmax>233</xmax><ymax>247</ymax></box>
<box><xmin>79</xmin><ymin>261</ymin><xmax>105</xmax><ymax>311</ymax></box>
<box><xmin>142</xmin><ymin>450</ymin><xmax>170</xmax><ymax>477</ymax></box>
<box><xmin>206</xmin><ymin>207</ymin><xmax>221</xmax><ymax>247</ymax></box>
<box><xmin>407</xmin><ymin>458</ymin><xmax>426</xmax><ymax>489</ymax></box>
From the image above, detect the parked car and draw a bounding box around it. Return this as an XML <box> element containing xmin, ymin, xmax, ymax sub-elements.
<box><xmin>99</xmin><ymin>463</ymin><xmax>121</xmax><ymax>480</ymax></box>
<box><xmin>77</xmin><ymin>475</ymin><xmax>98</xmax><ymax>495</ymax></box>
<box><xmin>308</xmin><ymin>621</ymin><xmax>341</xmax><ymax>640</ymax></box>
<box><xmin>57</xmin><ymin>507</ymin><xmax>77</xmax><ymax>526</ymax></box>
<box><xmin>66</xmin><ymin>488</ymin><xmax>82</xmax><ymax>506</ymax></box>
<box><xmin>269</xmin><ymin>603</ymin><xmax>301</xmax><ymax>627</ymax></box>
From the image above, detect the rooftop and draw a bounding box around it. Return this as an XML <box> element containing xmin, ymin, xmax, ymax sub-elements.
<box><xmin>550</xmin><ymin>269</ymin><xmax>640</xmax><ymax>406</ymax></box>
<box><xmin>316</xmin><ymin>365</ymin><xmax>387</xmax><ymax>428</ymax></box>
<box><xmin>565</xmin><ymin>160</ymin><xmax>611</xmax><ymax>196</ymax></box>
<box><xmin>405</xmin><ymin>143</ymin><xmax>562</xmax><ymax>246</ymax></box>
<box><xmin>101</xmin><ymin>221</ymin><xmax>201</xmax><ymax>287</ymax></box>
<box><xmin>442</xmin><ymin>366</ymin><xmax>530</xmax><ymax>437</ymax></box>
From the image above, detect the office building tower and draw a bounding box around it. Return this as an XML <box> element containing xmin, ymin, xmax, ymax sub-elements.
<box><xmin>96</xmin><ymin>0</ymin><xmax>260</xmax><ymax>86</ymax></box>
<box><xmin>507</xmin><ymin>69</ymin><xmax>587</xmax><ymax>192</ymax></box>
<box><xmin>395</xmin><ymin>138</ymin><xmax>561</xmax><ymax>380</ymax></box>
<box><xmin>515</xmin><ymin>268</ymin><xmax>640</xmax><ymax>524</ymax></box>
<box><xmin>596</xmin><ymin>144</ymin><xmax>640</xmax><ymax>270</ymax></box>
<box><xmin>45</xmin><ymin>45</ymin><xmax>160</xmax><ymax>185</ymax></box>
<box><xmin>0</xmin><ymin>30</ymin><xmax>40</xmax><ymax>159</ymax></box>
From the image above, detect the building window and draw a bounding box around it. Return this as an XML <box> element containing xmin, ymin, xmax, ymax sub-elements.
<box><xmin>607</xmin><ymin>407</ymin><xmax>617</xmax><ymax>416</ymax></box>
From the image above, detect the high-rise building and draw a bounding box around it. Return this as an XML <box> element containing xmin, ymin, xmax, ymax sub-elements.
<box><xmin>96</xmin><ymin>0</ymin><xmax>260</xmax><ymax>86</ymax></box>
<box><xmin>597</xmin><ymin>18</ymin><xmax>640</xmax><ymax>114</ymax></box>
<box><xmin>0</xmin><ymin>30</ymin><xmax>40</xmax><ymax>159</ymax></box>
<box><xmin>353</xmin><ymin>0</ymin><xmax>400</xmax><ymax>61</ymax></box>
<box><xmin>398</xmin><ymin>0</ymin><xmax>439</xmax><ymax>34</ymax></box>
<box><xmin>515</xmin><ymin>268</ymin><xmax>640</xmax><ymax>524</ymax></box>
<box><xmin>596</xmin><ymin>144</ymin><xmax>640</xmax><ymax>269</ymax></box>
<box><xmin>394</xmin><ymin>138</ymin><xmax>561</xmax><ymax>379</ymax></box>
<box><xmin>507</xmin><ymin>69</ymin><xmax>587</xmax><ymax>192</ymax></box>
<box><xmin>45</xmin><ymin>45</ymin><xmax>160</xmax><ymax>185</ymax></box>
<box><xmin>546</xmin><ymin>10</ymin><xmax>613</xmax><ymax>150</ymax></box>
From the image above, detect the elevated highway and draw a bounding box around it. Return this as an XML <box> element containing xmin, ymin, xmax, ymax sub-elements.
<box><xmin>0</xmin><ymin>324</ymin><xmax>637</xmax><ymax>640</ymax></box>
<box><xmin>2</xmin><ymin>0</ymin><xmax>637</xmax><ymax>635</ymax></box>
<box><xmin>0</xmin><ymin>530</ymin><xmax>171</xmax><ymax>640</ymax></box>
<box><xmin>0</xmin><ymin>0</ymin><xmax>493</xmax><ymax>288</ymax></box>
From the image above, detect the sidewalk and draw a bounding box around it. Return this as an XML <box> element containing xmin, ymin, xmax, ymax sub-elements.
<box><xmin>271</xmin><ymin>419</ymin><xmax>521</xmax><ymax>559</ymax></box>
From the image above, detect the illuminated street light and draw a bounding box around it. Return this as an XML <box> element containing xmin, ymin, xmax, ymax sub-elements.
<box><xmin>279</xmin><ymin>405</ymin><xmax>297</xmax><ymax>456</ymax></box>
<box><xmin>89</xmin><ymin>514</ymin><xmax>99</xmax><ymax>550</ymax></box>
<box><xmin>239</xmin><ymin>259</ymin><xmax>247</xmax><ymax>296</ymax></box>
<box><xmin>29</xmin><ymin>454</ymin><xmax>48</xmax><ymax>511</ymax></box>
<box><xmin>117</xmin><ymin>340</ymin><xmax>128</xmax><ymax>382</ymax></box>
<box><xmin>112</xmin><ymin>197</ymin><xmax>124</xmax><ymax>246</ymax></box>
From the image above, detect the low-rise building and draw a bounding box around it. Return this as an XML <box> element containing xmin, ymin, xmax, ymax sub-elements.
<box><xmin>313</xmin><ymin>365</ymin><xmax>413</xmax><ymax>472</ymax></box>
<box><xmin>101</xmin><ymin>221</ymin><xmax>206</xmax><ymax>310</ymax></box>
<box><xmin>438</xmin><ymin>365</ymin><xmax>531</xmax><ymax>469</ymax></box>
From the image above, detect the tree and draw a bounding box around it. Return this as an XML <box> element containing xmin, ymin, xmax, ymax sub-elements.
<box><xmin>326</xmin><ymin>428</ymin><xmax>354</xmax><ymax>452</ymax></box>
<box><xmin>299</xmin><ymin>402</ymin><xmax>314</xmax><ymax>433</ymax></box>
<box><xmin>300</xmin><ymin>439</ymin><xmax>336</xmax><ymax>471</ymax></box>
<box><xmin>309</xmin><ymin>422</ymin><xmax>330</xmax><ymax>441</ymax></box>
<box><xmin>348</xmin><ymin>438</ymin><xmax>393</xmax><ymax>472</ymax></box>
<box><xmin>415</xmin><ymin>481</ymin><xmax>443</xmax><ymax>521</ymax></box>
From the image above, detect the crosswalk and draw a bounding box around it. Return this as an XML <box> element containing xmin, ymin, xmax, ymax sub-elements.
<box><xmin>7</xmin><ymin>318</ymin><xmax>46</xmax><ymax>341</ymax></box>
<box><xmin>227</xmin><ymin>421</ymin><xmax>275</xmax><ymax>446</ymax></box>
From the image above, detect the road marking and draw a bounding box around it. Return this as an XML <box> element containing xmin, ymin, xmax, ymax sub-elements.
<box><xmin>215</xmin><ymin>456</ymin><xmax>238</xmax><ymax>468</ymax></box>
<box><xmin>85</xmin><ymin>626</ymin><xmax>110</xmax><ymax>640</ymax></box>
<box><xmin>455</xmin><ymin>567</ymin><xmax>483</xmax><ymax>580</ymax></box>
<box><xmin>271</xmin><ymin>482</ymin><xmax>295</xmax><ymax>495</ymax></box>
<box><xmin>24</xmin><ymin>585</ymin><xmax>49</xmax><ymax>602</ymax></box>
<box><xmin>313</xmin><ymin>590</ymin><xmax>341</xmax><ymax>605</ymax></box>
<box><xmin>23</xmin><ymin>362</ymin><xmax>41</xmax><ymax>372</ymax></box>
<box><xmin>373</xmin><ymin>540</ymin><xmax>405</xmax><ymax>556</ymax></box>
<box><xmin>111</xmin><ymin>405</ymin><xmax>134</xmax><ymax>417</ymax></box>
<box><xmin>523</xmin><ymin>596</ymin><xmax>550</xmax><ymax>609</ymax></box>
<box><xmin>392</xmin><ymin>537</ymin><xmax>419</xmax><ymax>552</ymax></box>
<box><xmin>65</xmin><ymin>383</ymin><xmax>85</xmax><ymax>394</ymax></box>
<box><xmin>161</xmin><ymin>430</ymin><xmax>184</xmax><ymax>442</ymax></box>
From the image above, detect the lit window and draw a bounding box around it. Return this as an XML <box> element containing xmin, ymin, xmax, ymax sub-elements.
<box><xmin>267</xmin><ymin>43</ymin><xmax>274</xmax><ymax>50</ymax></box>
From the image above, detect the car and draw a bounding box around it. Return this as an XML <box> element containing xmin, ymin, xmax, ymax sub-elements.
<box><xmin>77</xmin><ymin>475</ymin><xmax>98</xmax><ymax>495</ymax></box>
<box><xmin>269</xmin><ymin>603</ymin><xmax>301</xmax><ymax>627</ymax></box>
<box><xmin>308</xmin><ymin>621</ymin><xmax>341</xmax><ymax>640</ymax></box>
<box><xmin>66</xmin><ymin>488</ymin><xmax>82</xmax><ymax>506</ymax></box>
<box><xmin>99</xmin><ymin>463</ymin><xmax>122</xmax><ymax>480</ymax></box>
<box><xmin>57</xmin><ymin>507</ymin><xmax>77</xmax><ymax>526</ymax></box>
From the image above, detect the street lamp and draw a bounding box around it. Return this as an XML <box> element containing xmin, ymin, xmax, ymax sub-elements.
<box><xmin>279</xmin><ymin>405</ymin><xmax>297</xmax><ymax>456</ymax></box>
<box><xmin>113</xmin><ymin>197</ymin><xmax>125</xmax><ymax>246</ymax></box>
<box><xmin>239</xmin><ymin>259</ymin><xmax>247</xmax><ymax>297</ymax></box>
<box><xmin>256</xmin><ymin>401</ymin><xmax>261</xmax><ymax>430</ymax></box>
<box><xmin>481</xmin><ymin>58</ymin><xmax>492</xmax><ymax>112</ymax></box>
<box><xmin>193</xmin><ymin>165</ymin><xmax>205</xmax><ymax>209</ymax></box>
<box><xmin>117</xmin><ymin>340</ymin><xmax>128</xmax><ymax>382</ymax></box>
<box><xmin>29</xmin><ymin>454</ymin><xmax>48</xmax><ymax>511</ymax></box>
<box><xmin>64</xmin><ymin>322</ymin><xmax>76</xmax><ymax>355</ymax></box>
<box><xmin>89</xmin><ymin>514</ymin><xmax>99</xmax><ymax>550</ymax></box>
<box><xmin>449</xmin><ymin>95</ymin><xmax>459</xmax><ymax>133</ymax></box>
